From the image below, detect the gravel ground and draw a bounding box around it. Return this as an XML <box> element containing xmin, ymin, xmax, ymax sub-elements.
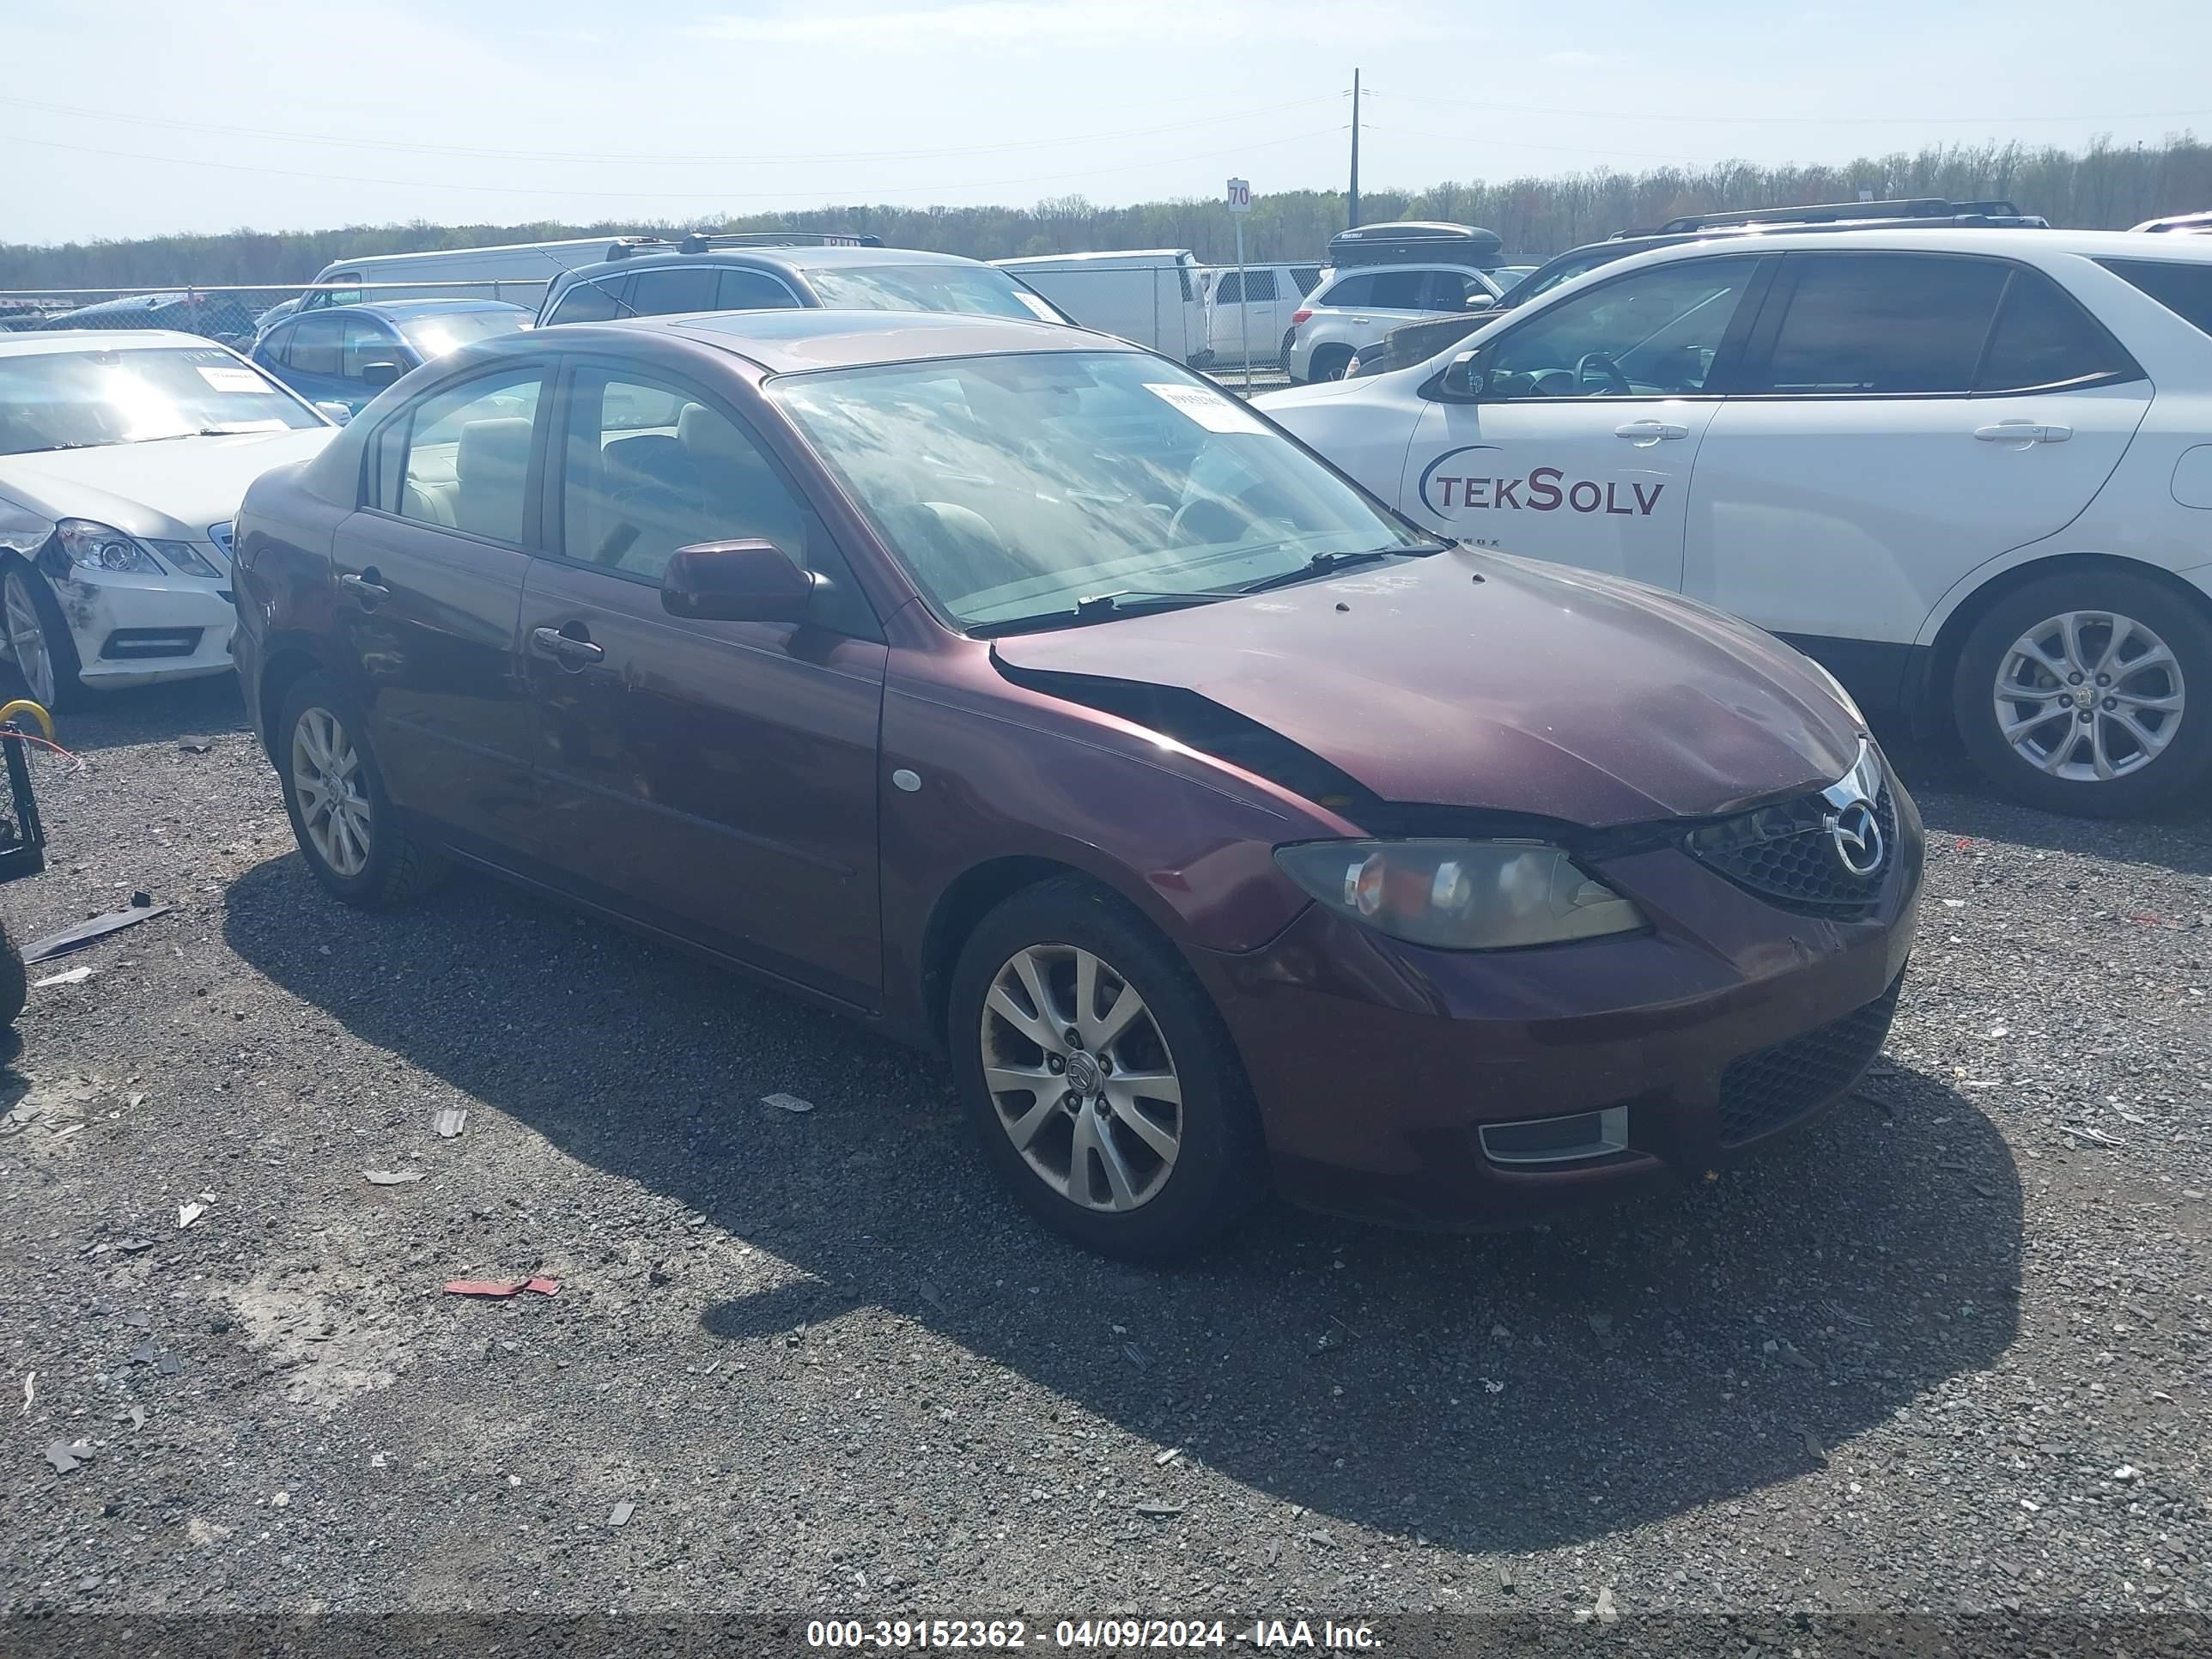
<box><xmin>1</xmin><ymin>673</ymin><xmax>2209</xmax><ymax>1636</ymax></box>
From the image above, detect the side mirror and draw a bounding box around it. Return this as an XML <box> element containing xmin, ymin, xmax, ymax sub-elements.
<box><xmin>1440</xmin><ymin>349</ymin><xmax>1488</xmax><ymax>401</ymax></box>
<box><xmin>359</xmin><ymin>361</ymin><xmax>404</xmax><ymax>390</ymax></box>
<box><xmin>314</xmin><ymin>401</ymin><xmax>353</xmax><ymax>426</ymax></box>
<box><xmin>661</xmin><ymin>539</ymin><xmax>815</xmax><ymax>623</ymax></box>
<box><xmin>1465</xmin><ymin>294</ymin><xmax>1496</xmax><ymax>312</ymax></box>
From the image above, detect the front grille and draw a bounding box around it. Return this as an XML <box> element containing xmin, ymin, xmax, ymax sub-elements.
<box><xmin>1686</xmin><ymin>778</ymin><xmax>1898</xmax><ymax>918</ymax></box>
<box><xmin>1717</xmin><ymin>975</ymin><xmax>1902</xmax><ymax>1146</ymax></box>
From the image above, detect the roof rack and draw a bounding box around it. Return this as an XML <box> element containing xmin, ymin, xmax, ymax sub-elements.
<box><xmin>1654</xmin><ymin>198</ymin><xmax>2043</xmax><ymax>234</ymax></box>
<box><xmin>675</xmin><ymin>232</ymin><xmax>884</xmax><ymax>255</ymax></box>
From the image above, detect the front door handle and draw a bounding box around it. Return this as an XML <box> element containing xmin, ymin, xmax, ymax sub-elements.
<box><xmin>339</xmin><ymin>569</ymin><xmax>389</xmax><ymax>605</ymax></box>
<box><xmin>1974</xmin><ymin>422</ymin><xmax>2073</xmax><ymax>444</ymax></box>
<box><xmin>1614</xmin><ymin>419</ymin><xmax>1689</xmax><ymax>444</ymax></box>
<box><xmin>531</xmin><ymin>625</ymin><xmax>604</xmax><ymax>671</ymax></box>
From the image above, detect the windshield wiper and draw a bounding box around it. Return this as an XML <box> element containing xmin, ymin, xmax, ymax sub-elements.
<box><xmin>969</xmin><ymin>589</ymin><xmax>1224</xmax><ymax>639</ymax></box>
<box><xmin>1231</xmin><ymin>544</ymin><xmax>1440</xmax><ymax>595</ymax></box>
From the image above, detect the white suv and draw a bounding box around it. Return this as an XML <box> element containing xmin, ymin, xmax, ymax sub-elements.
<box><xmin>1257</xmin><ymin>228</ymin><xmax>2212</xmax><ymax>816</ymax></box>
<box><xmin>1283</xmin><ymin>265</ymin><xmax>1500</xmax><ymax>384</ymax></box>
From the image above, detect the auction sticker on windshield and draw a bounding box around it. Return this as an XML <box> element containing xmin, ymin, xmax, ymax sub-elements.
<box><xmin>197</xmin><ymin>365</ymin><xmax>278</xmax><ymax>394</ymax></box>
<box><xmin>1143</xmin><ymin>381</ymin><xmax>1266</xmax><ymax>434</ymax></box>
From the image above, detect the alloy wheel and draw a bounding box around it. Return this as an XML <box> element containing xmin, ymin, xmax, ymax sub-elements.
<box><xmin>3</xmin><ymin>572</ymin><xmax>55</xmax><ymax>708</ymax></box>
<box><xmin>978</xmin><ymin>943</ymin><xmax>1183</xmax><ymax>1212</ymax></box>
<box><xmin>290</xmin><ymin>706</ymin><xmax>374</xmax><ymax>878</ymax></box>
<box><xmin>1992</xmin><ymin>609</ymin><xmax>2185</xmax><ymax>783</ymax></box>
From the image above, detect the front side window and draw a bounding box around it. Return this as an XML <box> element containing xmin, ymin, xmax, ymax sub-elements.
<box><xmin>1476</xmin><ymin>255</ymin><xmax>1760</xmax><ymax>398</ymax></box>
<box><xmin>1755</xmin><ymin>253</ymin><xmax>2008</xmax><ymax>394</ymax></box>
<box><xmin>801</xmin><ymin>263</ymin><xmax>1042</xmax><ymax>319</ymax></box>
<box><xmin>1422</xmin><ymin>271</ymin><xmax>1488</xmax><ymax>311</ymax></box>
<box><xmin>1976</xmin><ymin>270</ymin><xmax>2136</xmax><ymax>391</ymax></box>
<box><xmin>392</xmin><ymin>368</ymin><xmax>544</xmax><ymax>544</ymax></box>
<box><xmin>629</xmin><ymin>265</ymin><xmax>721</xmax><ymax>317</ymax></box>
<box><xmin>342</xmin><ymin>317</ymin><xmax>405</xmax><ymax>380</ymax></box>
<box><xmin>548</xmin><ymin>276</ymin><xmax>627</xmax><ymax>325</ymax></box>
<box><xmin>289</xmin><ymin>313</ymin><xmax>345</xmax><ymax>376</ymax></box>
<box><xmin>0</xmin><ymin>344</ymin><xmax>321</xmax><ymax>456</ymax></box>
<box><xmin>772</xmin><ymin>349</ymin><xmax>1431</xmax><ymax>633</ymax></box>
<box><xmin>556</xmin><ymin>371</ymin><xmax>808</xmax><ymax>582</ymax></box>
<box><xmin>1214</xmin><ymin>271</ymin><xmax>1243</xmax><ymax>305</ymax></box>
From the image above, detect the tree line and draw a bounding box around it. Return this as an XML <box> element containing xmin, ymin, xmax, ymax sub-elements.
<box><xmin>3</xmin><ymin>134</ymin><xmax>2204</xmax><ymax>289</ymax></box>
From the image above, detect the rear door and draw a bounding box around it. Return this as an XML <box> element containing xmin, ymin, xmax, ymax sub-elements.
<box><xmin>518</xmin><ymin>362</ymin><xmax>887</xmax><ymax>1004</ymax></box>
<box><xmin>1686</xmin><ymin>250</ymin><xmax>2152</xmax><ymax>700</ymax></box>
<box><xmin>1398</xmin><ymin>252</ymin><xmax>1768</xmax><ymax>588</ymax></box>
<box><xmin>337</xmin><ymin>361</ymin><xmax>548</xmax><ymax>849</ymax></box>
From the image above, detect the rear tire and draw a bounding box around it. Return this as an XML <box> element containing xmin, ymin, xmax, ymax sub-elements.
<box><xmin>1952</xmin><ymin>568</ymin><xmax>2212</xmax><ymax>817</ymax></box>
<box><xmin>0</xmin><ymin>921</ymin><xmax>25</xmax><ymax>1029</ymax></box>
<box><xmin>276</xmin><ymin>671</ymin><xmax>448</xmax><ymax>907</ymax></box>
<box><xmin>947</xmin><ymin>876</ymin><xmax>1267</xmax><ymax>1261</ymax></box>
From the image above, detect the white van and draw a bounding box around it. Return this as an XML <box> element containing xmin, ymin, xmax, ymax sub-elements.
<box><xmin>1197</xmin><ymin>262</ymin><xmax>1322</xmax><ymax>366</ymax></box>
<box><xmin>298</xmin><ymin>237</ymin><xmax>673</xmax><ymax>312</ymax></box>
<box><xmin>989</xmin><ymin>250</ymin><xmax>1206</xmax><ymax>362</ymax></box>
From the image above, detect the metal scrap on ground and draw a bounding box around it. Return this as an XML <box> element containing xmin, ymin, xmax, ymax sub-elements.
<box><xmin>23</xmin><ymin>895</ymin><xmax>170</xmax><ymax>963</ymax></box>
<box><xmin>441</xmin><ymin>1277</ymin><xmax>561</xmax><ymax>1299</ymax></box>
<box><xmin>363</xmin><ymin>1169</ymin><xmax>423</xmax><ymax>1186</ymax></box>
<box><xmin>433</xmin><ymin>1109</ymin><xmax>469</xmax><ymax>1139</ymax></box>
<box><xmin>45</xmin><ymin>1440</ymin><xmax>91</xmax><ymax>1474</ymax></box>
<box><xmin>32</xmin><ymin>966</ymin><xmax>93</xmax><ymax>988</ymax></box>
<box><xmin>761</xmin><ymin>1092</ymin><xmax>814</xmax><ymax>1114</ymax></box>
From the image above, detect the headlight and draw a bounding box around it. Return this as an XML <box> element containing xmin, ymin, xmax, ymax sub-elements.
<box><xmin>146</xmin><ymin>539</ymin><xmax>222</xmax><ymax>578</ymax></box>
<box><xmin>54</xmin><ymin>518</ymin><xmax>164</xmax><ymax>574</ymax></box>
<box><xmin>1273</xmin><ymin>838</ymin><xmax>1647</xmax><ymax>951</ymax></box>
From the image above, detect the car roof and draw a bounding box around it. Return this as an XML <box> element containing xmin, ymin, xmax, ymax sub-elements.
<box><xmin>311</xmin><ymin>299</ymin><xmax>531</xmax><ymax>320</ymax></box>
<box><xmin>1601</xmin><ymin>225</ymin><xmax>2212</xmax><ymax>263</ymax></box>
<box><xmin>0</xmin><ymin>328</ymin><xmax>223</xmax><ymax>357</ymax></box>
<box><xmin>561</xmin><ymin>245</ymin><xmax>994</xmax><ymax>283</ymax></box>
<box><xmin>564</xmin><ymin>308</ymin><xmax>1130</xmax><ymax>373</ymax></box>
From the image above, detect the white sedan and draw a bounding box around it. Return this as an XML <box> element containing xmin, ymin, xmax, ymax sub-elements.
<box><xmin>1258</xmin><ymin>227</ymin><xmax>2212</xmax><ymax>817</ymax></box>
<box><xmin>0</xmin><ymin>331</ymin><xmax>336</xmax><ymax>707</ymax></box>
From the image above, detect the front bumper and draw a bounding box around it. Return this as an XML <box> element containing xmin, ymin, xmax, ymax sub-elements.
<box><xmin>52</xmin><ymin>567</ymin><xmax>236</xmax><ymax>689</ymax></box>
<box><xmin>1192</xmin><ymin>781</ymin><xmax>1924</xmax><ymax>1228</ymax></box>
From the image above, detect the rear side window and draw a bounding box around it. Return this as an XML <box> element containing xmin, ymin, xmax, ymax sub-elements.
<box><xmin>1756</xmin><ymin>254</ymin><xmax>2008</xmax><ymax>394</ymax></box>
<box><xmin>1319</xmin><ymin>273</ymin><xmax>1373</xmax><ymax>308</ymax></box>
<box><xmin>629</xmin><ymin>265</ymin><xmax>720</xmax><ymax>316</ymax></box>
<box><xmin>547</xmin><ymin>276</ymin><xmax>627</xmax><ymax>325</ymax></box>
<box><xmin>1975</xmin><ymin>270</ymin><xmax>2137</xmax><ymax>391</ymax></box>
<box><xmin>259</xmin><ymin>321</ymin><xmax>296</xmax><ymax>368</ymax></box>
<box><xmin>2098</xmin><ymin>258</ymin><xmax>2212</xmax><ymax>338</ymax></box>
<box><xmin>388</xmin><ymin>368</ymin><xmax>544</xmax><ymax>544</ymax></box>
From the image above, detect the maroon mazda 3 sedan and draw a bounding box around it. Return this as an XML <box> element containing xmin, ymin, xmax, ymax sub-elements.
<box><xmin>230</xmin><ymin>309</ymin><xmax>1922</xmax><ymax>1260</ymax></box>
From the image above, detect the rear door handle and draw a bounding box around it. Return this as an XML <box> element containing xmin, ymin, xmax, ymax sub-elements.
<box><xmin>1614</xmin><ymin>419</ymin><xmax>1689</xmax><ymax>444</ymax></box>
<box><xmin>338</xmin><ymin>569</ymin><xmax>389</xmax><ymax>605</ymax></box>
<box><xmin>1974</xmin><ymin>422</ymin><xmax>2073</xmax><ymax>443</ymax></box>
<box><xmin>531</xmin><ymin>625</ymin><xmax>604</xmax><ymax>670</ymax></box>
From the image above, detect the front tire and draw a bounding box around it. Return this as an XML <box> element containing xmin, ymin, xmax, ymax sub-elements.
<box><xmin>1953</xmin><ymin>568</ymin><xmax>2212</xmax><ymax>817</ymax></box>
<box><xmin>947</xmin><ymin>877</ymin><xmax>1266</xmax><ymax>1261</ymax></box>
<box><xmin>1309</xmin><ymin>345</ymin><xmax>1354</xmax><ymax>383</ymax></box>
<box><xmin>276</xmin><ymin>672</ymin><xmax>447</xmax><ymax>906</ymax></box>
<box><xmin>3</xmin><ymin>564</ymin><xmax>85</xmax><ymax>712</ymax></box>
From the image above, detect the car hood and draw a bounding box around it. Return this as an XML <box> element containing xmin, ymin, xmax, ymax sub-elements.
<box><xmin>0</xmin><ymin>428</ymin><xmax>336</xmax><ymax>543</ymax></box>
<box><xmin>991</xmin><ymin>550</ymin><xmax>1864</xmax><ymax>827</ymax></box>
<box><xmin>1253</xmin><ymin>377</ymin><xmax>1373</xmax><ymax>412</ymax></box>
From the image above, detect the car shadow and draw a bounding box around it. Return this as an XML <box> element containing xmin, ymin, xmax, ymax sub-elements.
<box><xmin>223</xmin><ymin>852</ymin><xmax>2021</xmax><ymax>1555</ymax></box>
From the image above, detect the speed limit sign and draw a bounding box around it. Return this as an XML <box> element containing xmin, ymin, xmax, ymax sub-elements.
<box><xmin>1225</xmin><ymin>178</ymin><xmax>1251</xmax><ymax>213</ymax></box>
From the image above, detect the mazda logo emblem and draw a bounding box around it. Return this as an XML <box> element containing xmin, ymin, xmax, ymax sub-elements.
<box><xmin>1826</xmin><ymin>801</ymin><xmax>1886</xmax><ymax>878</ymax></box>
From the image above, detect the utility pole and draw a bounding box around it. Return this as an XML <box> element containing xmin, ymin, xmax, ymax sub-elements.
<box><xmin>1348</xmin><ymin>69</ymin><xmax>1362</xmax><ymax>229</ymax></box>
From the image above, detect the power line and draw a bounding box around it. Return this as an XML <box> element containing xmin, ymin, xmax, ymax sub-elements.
<box><xmin>1377</xmin><ymin>94</ymin><xmax>2212</xmax><ymax>129</ymax></box>
<box><xmin>0</xmin><ymin>92</ymin><xmax>1340</xmax><ymax>168</ymax></box>
<box><xmin>0</xmin><ymin>124</ymin><xmax>1351</xmax><ymax>206</ymax></box>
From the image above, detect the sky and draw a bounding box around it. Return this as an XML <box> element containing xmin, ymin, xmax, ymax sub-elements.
<box><xmin>3</xmin><ymin>0</ymin><xmax>2208</xmax><ymax>246</ymax></box>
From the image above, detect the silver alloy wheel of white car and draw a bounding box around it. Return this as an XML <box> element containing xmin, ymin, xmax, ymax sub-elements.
<box><xmin>289</xmin><ymin>705</ymin><xmax>374</xmax><ymax>878</ymax></box>
<box><xmin>1993</xmin><ymin>609</ymin><xmax>2186</xmax><ymax>782</ymax></box>
<box><xmin>979</xmin><ymin>942</ymin><xmax>1183</xmax><ymax>1212</ymax></box>
<box><xmin>3</xmin><ymin>570</ymin><xmax>56</xmax><ymax>708</ymax></box>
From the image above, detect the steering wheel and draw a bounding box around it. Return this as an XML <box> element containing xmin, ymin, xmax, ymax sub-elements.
<box><xmin>1169</xmin><ymin>493</ymin><xmax>1264</xmax><ymax>547</ymax></box>
<box><xmin>1575</xmin><ymin>352</ymin><xmax>1632</xmax><ymax>396</ymax></box>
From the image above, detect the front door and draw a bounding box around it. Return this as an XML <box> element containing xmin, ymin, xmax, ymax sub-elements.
<box><xmin>335</xmin><ymin>361</ymin><xmax>548</xmax><ymax>849</ymax></box>
<box><xmin>1685</xmin><ymin>251</ymin><xmax>2153</xmax><ymax>701</ymax></box>
<box><xmin>520</xmin><ymin>365</ymin><xmax>887</xmax><ymax>1004</ymax></box>
<box><xmin>1396</xmin><ymin>253</ymin><xmax>1768</xmax><ymax>590</ymax></box>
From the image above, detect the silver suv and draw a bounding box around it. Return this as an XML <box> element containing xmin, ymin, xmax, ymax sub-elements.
<box><xmin>1283</xmin><ymin>265</ymin><xmax>1499</xmax><ymax>382</ymax></box>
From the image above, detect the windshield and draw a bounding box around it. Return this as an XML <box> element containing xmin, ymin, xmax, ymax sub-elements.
<box><xmin>771</xmin><ymin>350</ymin><xmax>1430</xmax><ymax>630</ymax></box>
<box><xmin>802</xmin><ymin>264</ymin><xmax>1051</xmax><ymax>321</ymax></box>
<box><xmin>395</xmin><ymin>307</ymin><xmax>530</xmax><ymax>358</ymax></box>
<box><xmin>0</xmin><ymin>345</ymin><xmax>322</xmax><ymax>456</ymax></box>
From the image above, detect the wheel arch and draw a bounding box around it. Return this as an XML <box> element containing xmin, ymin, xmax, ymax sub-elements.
<box><xmin>256</xmin><ymin>639</ymin><xmax>335</xmax><ymax>764</ymax></box>
<box><xmin>1917</xmin><ymin>551</ymin><xmax>2212</xmax><ymax>726</ymax></box>
<box><xmin>917</xmin><ymin>855</ymin><xmax>1091</xmax><ymax>1052</ymax></box>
